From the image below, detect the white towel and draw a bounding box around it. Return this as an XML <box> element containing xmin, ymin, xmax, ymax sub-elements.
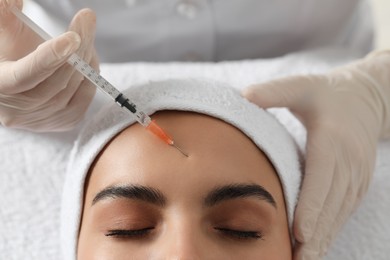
<box><xmin>1</xmin><ymin>48</ymin><xmax>389</xmax><ymax>260</ymax></box>
<box><xmin>61</xmin><ymin>79</ymin><xmax>302</xmax><ymax>259</ymax></box>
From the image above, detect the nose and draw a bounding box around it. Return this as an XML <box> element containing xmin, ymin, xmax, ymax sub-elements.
<box><xmin>151</xmin><ymin>220</ymin><xmax>209</xmax><ymax>260</ymax></box>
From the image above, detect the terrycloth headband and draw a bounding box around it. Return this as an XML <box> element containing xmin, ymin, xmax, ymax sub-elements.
<box><xmin>61</xmin><ymin>79</ymin><xmax>301</xmax><ymax>259</ymax></box>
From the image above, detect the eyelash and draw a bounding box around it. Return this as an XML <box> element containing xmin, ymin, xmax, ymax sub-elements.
<box><xmin>105</xmin><ymin>227</ymin><xmax>262</xmax><ymax>241</ymax></box>
<box><xmin>215</xmin><ymin>227</ymin><xmax>263</xmax><ymax>240</ymax></box>
<box><xmin>105</xmin><ymin>228</ymin><xmax>154</xmax><ymax>238</ymax></box>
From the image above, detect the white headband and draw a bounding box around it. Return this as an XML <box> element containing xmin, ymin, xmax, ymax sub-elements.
<box><xmin>61</xmin><ymin>79</ymin><xmax>302</xmax><ymax>259</ymax></box>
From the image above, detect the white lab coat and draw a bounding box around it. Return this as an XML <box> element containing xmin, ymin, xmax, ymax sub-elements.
<box><xmin>33</xmin><ymin>0</ymin><xmax>373</xmax><ymax>63</ymax></box>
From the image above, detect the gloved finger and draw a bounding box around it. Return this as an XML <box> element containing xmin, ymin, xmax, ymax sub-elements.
<box><xmin>242</xmin><ymin>75</ymin><xmax>324</xmax><ymax>114</ymax></box>
<box><xmin>42</xmin><ymin>71</ymin><xmax>97</xmax><ymax>132</ymax></box>
<box><xmin>42</xmin><ymin>8</ymin><xmax>97</xmax><ymax>112</ymax></box>
<box><xmin>0</xmin><ymin>0</ymin><xmax>23</xmax><ymax>47</ymax></box>
<box><xmin>0</xmin><ymin>0</ymin><xmax>23</xmax><ymax>25</ymax></box>
<box><xmin>298</xmin><ymin>161</ymin><xmax>350</xmax><ymax>258</ymax></box>
<box><xmin>14</xmin><ymin>65</ymin><xmax>84</xmax><ymax>110</ymax></box>
<box><xmin>294</xmin><ymin>196</ymin><xmax>347</xmax><ymax>260</ymax></box>
<box><xmin>295</xmin><ymin>144</ymin><xmax>352</xmax><ymax>260</ymax></box>
<box><xmin>317</xmin><ymin>143</ymin><xmax>375</xmax><ymax>256</ymax></box>
<box><xmin>1</xmin><ymin>1</ymin><xmax>45</xmax><ymax>60</ymax></box>
<box><xmin>24</xmin><ymin>53</ymin><xmax>98</xmax><ymax>132</ymax></box>
<box><xmin>69</xmin><ymin>8</ymin><xmax>96</xmax><ymax>63</ymax></box>
<box><xmin>356</xmin><ymin>143</ymin><xmax>376</xmax><ymax>200</ymax></box>
<box><xmin>26</xmin><ymin>9</ymin><xmax>97</xmax><ymax>100</ymax></box>
<box><xmin>0</xmin><ymin>51</ymin><xmax>97</xmax><ymax>131</ymax></box>
<box><xmin>49</xmin><ymin>8</ymin><xmax>97</xmax><ymax>100</ymax></box>
<box><xmin>293</xmin><ymin>243</ymin><xmax>321</xmax><ymax>260</ymax></box>
<box><xmin>1</xmin><ymin>8</ymin><xmax>95</xmax><ymax>99</ymax></box>
<box><xmin>47</xmin><ymin>50</ymin><xmax>99</xmax><ymax>114</ymax></box>
<box><xmin>15</xmin><ymin>9</ymin><xmax>97</xmax><ymax>107</ymax></box>
<box><xmin>0</xmin><ymin>63</ymin><xmax>81</xmax><ymax>110</ymax></box>
<box><xmin>293</xmin><ymin>129</ymin><xmax>337</xmax><ymax>243</ymax></box>
<box><xmin>2</xmin><ymin>77</ymin><xmax>95</xmax><ymax>132</ymax></box>
<box><xmin>318</xmin><ymin>184</ymin><xmax>357</xmax><ymax>257</ymax></box>
<box><xmin>0</xmin><ymin>31</ymin><xmax>81</xmax><ymax>95</ymax></box>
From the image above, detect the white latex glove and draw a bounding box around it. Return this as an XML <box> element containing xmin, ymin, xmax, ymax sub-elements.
<box><xmin>242</xmin><ymin>50</ymin><xmax>390</xmax><ymax>259</ymax></box>
<box><xmin>0</xmin><ymin>0</ymin><xmax>98</xmax><ymax>132</ymax></box>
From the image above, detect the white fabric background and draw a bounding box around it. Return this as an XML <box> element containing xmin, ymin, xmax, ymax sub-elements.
<box><xmin>0</xmin><ymin>48</ymin><xmax>389</xmax><ymax>259</ymax></box>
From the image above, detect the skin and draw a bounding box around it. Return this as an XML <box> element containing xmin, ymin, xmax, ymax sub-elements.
<box><xmin>78</xmin><ymin>111</ymin><xmax>292</xmax><ymax>259</ymax></box>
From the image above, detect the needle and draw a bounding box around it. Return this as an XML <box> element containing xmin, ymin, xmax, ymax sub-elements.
<box><xmin>146</xmin><ymin>120</ymin><xmax>189</xmax><ymax>157</ymax></box>
<box><xmin>170</xmin><ymin>143</ymin><xmax>189</xmax><ymax>157</ymax></box>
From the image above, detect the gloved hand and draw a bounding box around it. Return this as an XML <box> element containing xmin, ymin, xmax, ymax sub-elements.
<box><xmin>242</xmin><ymin>50</ymin><xmax>390</xmax><ymax>259</ymax></box>
<box><xmin>0</xmin><ymin>0</ymin><xmax>98</xmax><ymax>132</ymax></box>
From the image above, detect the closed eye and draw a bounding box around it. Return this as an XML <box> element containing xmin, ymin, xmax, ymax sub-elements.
<box><xmin>105</xmin><ymin>227</ymin><xmax>154</xmax><ymax>238</ymax></box>
<box><xmin>215</xmin><ymin>227</ymin><xmax>263</xmax><ymax>240</ymax></box>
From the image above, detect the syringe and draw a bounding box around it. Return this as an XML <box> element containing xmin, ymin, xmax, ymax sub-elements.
<box><xmin>10</xmin><ymin>6</ymin><xmax>188</xmax><ymax>157</ymax></box>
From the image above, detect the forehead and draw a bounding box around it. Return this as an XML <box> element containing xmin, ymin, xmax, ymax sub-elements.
<box><xmin>87</xmin><ymin>111</ymin><xmax>283</xmax><ymax>203</ymax></box>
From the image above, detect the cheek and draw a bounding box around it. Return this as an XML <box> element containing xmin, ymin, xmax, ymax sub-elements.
<box><xmin>258</xmin><ymin>211</ymin><xmax>292</xmax><ymax>259</ymax></box>
<box><xmin>78</xmin><ymin>239</ymin><xmax>151</xmax><ymax>260</ymax></box>
<box><xmin>262</xmin><ymin>227</ymin><xmax>292</xmax><ymax>259</ymax></box>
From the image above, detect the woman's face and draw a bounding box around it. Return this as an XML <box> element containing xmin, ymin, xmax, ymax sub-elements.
<box><xmin>78</xmin><ymin>111</ymin><xmax>291</xmax><ymax>259</ymax></box>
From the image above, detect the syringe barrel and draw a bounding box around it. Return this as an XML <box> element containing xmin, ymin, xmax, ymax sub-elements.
<box><xmin>115</xmin><ymin>94</ymin><xmax>152</xmax><ymax>127</ymax></box>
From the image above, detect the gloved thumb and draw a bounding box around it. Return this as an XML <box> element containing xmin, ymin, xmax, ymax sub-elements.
<box><xmin>242</xmin><ymin>75</ymin><xmax>323</xmax><ymax>113</ymax></box>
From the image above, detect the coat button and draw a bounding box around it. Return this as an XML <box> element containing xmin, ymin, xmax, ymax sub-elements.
<box><xmin>176</xmin><ymin>1</ymin><xmax>199</xmax><ymax>19</ymax></box>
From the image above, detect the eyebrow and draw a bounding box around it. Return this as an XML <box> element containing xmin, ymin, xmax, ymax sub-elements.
<box><xmin>204</xmin><ymin>184</ymin><xmax>277</xmax><ymax>208</ymax></box>
<box><xmin>92</xmin><ymin>185</ymin><xmax>166</xmax><ymax>206</ymax></box>
<box><xmin>92</xmin><ymin>183</ymin><xmax>276</xmax><ymax>209</ymax></box>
